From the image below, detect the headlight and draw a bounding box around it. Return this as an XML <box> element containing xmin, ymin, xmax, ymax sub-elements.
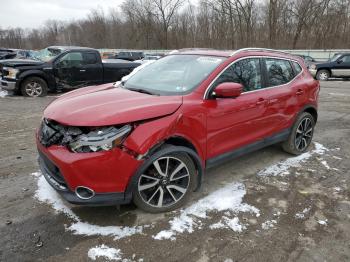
<box><xmin>69</xmin><ymin>125</ymin><xmax>132</xmax><ymax>153</ymax></box>
<box><xmin>310</xmin><ymin>64</ymin><xmax>316</xmax><ymax>70</ymax></box>
<box><xmin>3</xmin><ymin>67</ymin><xmax>19</xmax><ymax>79</ymax></box>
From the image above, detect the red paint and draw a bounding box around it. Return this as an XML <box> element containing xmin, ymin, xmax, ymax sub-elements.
<box><xmin>37</xmin><ymin>50</ymin><xmax>319</xmax><ymax>195</ymax></box>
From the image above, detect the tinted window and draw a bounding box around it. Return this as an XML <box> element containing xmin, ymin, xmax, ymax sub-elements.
<box><xmin>83</xmin><ymin>53</ymin><xmax>98</xmax><ymax>64</ymax></box>
<box><xmin>292</xmin><ymin>62</ymin><xmax>302</xmax><ymax>74</ymax></box>
<box><xmin>341</xmin><ymin>55</ymin><xmax>350</xmax><ymax>63</ymax></box>
<box><xmin>265</xmin><ymin>58</ymin><xmax>294</xmax><ymax>87</ymax></box>
<box><xmin>57</xmin><ymin>52</ymin><xmax>83</xmax><ymax>67</ymax></box>
<box><xmin>212</xmin><ymin>58</ymin><xmax>262</xmax><ymax>92</ymax></box>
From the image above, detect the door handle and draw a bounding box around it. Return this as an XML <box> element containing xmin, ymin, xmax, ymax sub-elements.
<box><xmin>256</xmin><ymin>98</ymin><xmax>265</xmax><ymax>105</ymax></box>
<box><xmin>79</xmin><ymin>69</ymin><xmax>86</xmax><ymax>72</ymax></box>
<box><xmin>296</xmin><ymin>89</ymin><xmax>304</xmax><ymax>95</ymax></box>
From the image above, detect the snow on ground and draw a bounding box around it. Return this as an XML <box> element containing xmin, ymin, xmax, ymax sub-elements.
<box><xmin>153</xmin><ymin>183</ymin><xmax>260</xmax><ymax>240</ymax></box>
<box><xmin>318</xmin><ymin>219</ymin><xmax>328</xmax><ymax>226</ymax></box>
<box><xmin>295</xmin><ymin>207</ymin><xmax>311</xmax><ymax>219</ymax></box>
<box><xmin>261</xmin><ymin>219</ymin><xmax>277</xmax><ymax>230</ymax></box>
<box><xmin>320</xmin><ymin>160</ymin><xmax>331</xmax><ymax>170</ymax></box>
<box><xmin>88</xmin><ymin>244</ymin><xmax>122</xmax><ymax>261</ymax></box>
<box><xmin>258</xmin><ymin>142</ymin><xmax>329</xmax><ymax>177</ymax></box>
<box><xmin>0</xmin><ymin>88</ymin><xmax>8</xmax><ymax>98</ymax></box>
<box><xmin>34</xmin><ymin>175</ymin><xmax>142</xmax><ymax>239</ymax></box>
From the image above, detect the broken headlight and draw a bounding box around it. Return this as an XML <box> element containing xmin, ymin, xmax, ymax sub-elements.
<box><xmin>69</xmin><ymin>125</ymin><xmax>132</xmax><ymax>153</ymax></box>
<box><xmin>3</xmin><ymin>67</ymin><xmax>19</xmax><ymax>79</ymax></box>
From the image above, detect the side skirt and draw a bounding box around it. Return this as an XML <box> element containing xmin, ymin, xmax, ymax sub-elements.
<box><xmin>205</xmin><ymin>128</ymin><xmax>291</xmax><ymax>169</ymax></box>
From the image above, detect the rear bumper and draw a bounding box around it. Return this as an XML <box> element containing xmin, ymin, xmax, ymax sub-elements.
<box><xmin>36</xmin><ymin>138</ymin><xmax>143</xmax><ymax>206</ymax></box>
<box><xmin>0</xmin><ymin>78</ymin><xmax>17</xmax><ymax>91</ymax></box>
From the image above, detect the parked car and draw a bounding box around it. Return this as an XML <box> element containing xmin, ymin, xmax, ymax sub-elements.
<box><xmin>0</xmin><ymin>46</ymin><xmax>140</xmax><ymax>97</ymax></box>
<box><xmin>36</xmin><ymin>48</ymin><xmax>319</xmax><ymax>213</ymax></box>
<box><xmin>115</xmin><ymin>51</ymin><xmax>144</xmax><ymax>61</ymax></box>
<box><xmin>309</xmin><ymin>53</ymin><xmax>350</xmax><ymax>80</ymax></box>
<box><xmin>0</xmin><ymin>48</ymin><xmax>17</xmax><ymax>60</ymax></box>
<box><xmin>296</xmin><ymin>55</ymin><xmax>316</xmax><ymax>68</ymax></box>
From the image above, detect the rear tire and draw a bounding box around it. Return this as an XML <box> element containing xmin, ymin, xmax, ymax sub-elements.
<box><xmin>282</xmin><ymin>112</ymin><xmax>315</xmax><ymax>155</ymax></box>
<box><xmin>21</xmin><ymin>77</ymin><xmax>48</xmax><ymax>97</ymax></box>
<box><xmin>316</xmin><ymin>69</ymin><xmax>330</xmax><ymax>81</ymax></box>
<box><xmin>133</xmin><ymin>146</ymin><xmax>197</xmax><ymax>213</ymax></box>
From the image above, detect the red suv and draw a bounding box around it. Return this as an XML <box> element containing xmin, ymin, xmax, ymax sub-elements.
<box><xmin>37</xmin><ymin>48</ymin><xmax>319</xmax><ymax>213</ymax></box>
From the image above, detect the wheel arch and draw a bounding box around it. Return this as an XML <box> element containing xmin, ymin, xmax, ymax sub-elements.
<box><xmin>317</xmin><ymin>67</ymin><xmax>331</xmax><ymax>77</ymax></box>
<box><xmin>302</xmin><ymin>105</ymin><xmax>318</xmax><ymax>123</ymax></box>
<box><xmin>19</xmin><ymin>74</ymin><xmax>49</xmax><ymax>90</ymax></box>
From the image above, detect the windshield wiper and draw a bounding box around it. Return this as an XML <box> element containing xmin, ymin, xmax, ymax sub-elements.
<box><xmin>126</xmin><ymin>87</ymin><xmax>159</xmax><ymax>96</ymax></box>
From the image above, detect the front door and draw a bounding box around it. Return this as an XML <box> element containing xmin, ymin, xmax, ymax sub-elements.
<box><xmin>205</xmin><ymin>58</ymin><xmax>270</xmax><ymax>159</ymax></box>
<box><xmin>54</xmin><ymin>52</ymin><xmax>84</xmax><ymax>88</ymax></box>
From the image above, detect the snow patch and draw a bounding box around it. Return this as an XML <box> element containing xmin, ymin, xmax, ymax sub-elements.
<box><xmin>0</xmin><ymin>88</ymin><xmax>8</xmax><ymax>98</ymax></box>
<box><xmin>34</xmin><ymin>175</ymin><xmax>142</xmax><ymax>239</ymax></box>
<box><xmin>210</xmin><ymin>216</ymin><xmax>246</xmax><ymax>232</ymax></box>
<box><xmin>261</xmin><ymin>219</ymin><xmax>277</xmax><ymax>230</ymax></box>
<box><xmin>153</xmin><ymin>183</ymin><xmax>259</xmax><ymax>240</ymax></box>
<box><xmin>318</xmin><ymin>219</ymin><xmax>328</xmax><ymax>226</ymax></box>
<box><xmin>258</xmin><ymin>142</ymin><xmax>328</xmax><ymax>177</ymax></box>
<box><xmin>320</xmin><ymin>160</ymin><xmax>330</xmax><ymax>170</ymax></box>
<box><xmin>88</xmin><ymin>244</ymin><xmax>122</xmax><ymax>261</ymax></box>
<box><xmin>295</xmin><ymin>207</ymin><xmax>311</xmax><ymax>219</ymax></box>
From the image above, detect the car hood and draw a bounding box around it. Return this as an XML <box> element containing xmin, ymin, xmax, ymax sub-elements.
<box><xmin>0</xmin><ymin>59</ymin><xmax>44</xmax><ymax>67</ymax></box>
<box><xmin>44</xmin><ymin>84</ymin><xmax>183</xmax><ymax>126</ymax></box>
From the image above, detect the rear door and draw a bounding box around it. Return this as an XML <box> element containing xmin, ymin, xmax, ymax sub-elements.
<box><xmin>205</xmin><ymin>58</ymin><xmax>271</xmax><ymax>159</ymax></box>
<box><xmin>80</xmin><ymin>52</ymin><xmax>103</xmax><ymax>85</ymax></box>
<box><xmin>332</xmin><ymin>54</ymin><xmax>350</xmax><ymax>77</ymax></box>
<box><xmin>260</xmin><ymin>57</ymin><xmax>301</xmax><ymax>136</ymax></box>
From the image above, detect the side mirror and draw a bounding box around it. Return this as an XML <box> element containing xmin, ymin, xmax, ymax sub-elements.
<box><xmin>337</xmin><ymin>59</ymin><xmax>343</xmax><ymax>64</ymax></box>
<box><xmin>213</xmin><ymin>82</ymin><xmax>243</xmax><ymax>98</ymax></box>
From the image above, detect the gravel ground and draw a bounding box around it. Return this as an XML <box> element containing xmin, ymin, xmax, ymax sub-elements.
<box><xmin>0</xmin><ymin>81</ymin><xmax>349</xmax><ymax>262</ymax></box>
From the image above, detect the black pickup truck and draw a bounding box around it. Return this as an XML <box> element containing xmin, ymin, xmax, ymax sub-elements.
<box><xmin>0</xmin><ymin>46</ymin><xmax>140</xmax><ymax>97</ymax></box>
<box><xmin>309</xmin><ymin>53</ymin><xmax>350</xmax><ymax>81</ymax></box>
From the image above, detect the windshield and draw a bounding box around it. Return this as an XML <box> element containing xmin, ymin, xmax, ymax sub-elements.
<box><xmin>33</xmin><ymin>48</ymin><xmax>63</xmax><ymax>62</ymax></box>
<box><xmin>123</xmin><ymin>55</ymin><xmax>225</xmax><ymax>95</ymax></box>
<box><xmin>330</xmin><ymin>54</ymin><xmax>341</xmax><ymax>62</ymax></box>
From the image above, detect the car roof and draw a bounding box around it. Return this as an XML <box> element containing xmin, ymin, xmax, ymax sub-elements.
<box><xmin>47</xmin><ymin>46</ymin><xmax>95</xmax><ymax>51</ymax></box>
<box><xmin>172</xmin><ymin>48</ymin><xmax>303</xmax><ymax>62</ymax></box>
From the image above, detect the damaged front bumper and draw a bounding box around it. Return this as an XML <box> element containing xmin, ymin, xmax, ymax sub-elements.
<box><xmin>36</xmin><ymin>138</ymin><xmax>143</xmax><ymax>206</ymax></box>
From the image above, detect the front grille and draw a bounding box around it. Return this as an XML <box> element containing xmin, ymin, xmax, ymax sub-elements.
<box><xmin>38</xmin><ymin>150</ymin><xmax>67</xmax><ymax>189</ymax></box>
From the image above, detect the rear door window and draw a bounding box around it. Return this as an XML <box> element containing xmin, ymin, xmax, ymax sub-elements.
<box><xmin>265</xmin><ymin>58</ymin><xmax>295</xmax><ymax>87</ymax></box>
<box><xmin>83</xmin><ymin>52</ymin><xmax>98</xmax><ymax>65</ymax></box>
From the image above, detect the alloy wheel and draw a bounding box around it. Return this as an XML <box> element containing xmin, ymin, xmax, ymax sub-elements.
<box><xmin>25</xmin><ymin>81</ymin><xmax>43</xmax><ymax>97</ymax></box>
<box><xmin>137</xmin><ymin>156</ymin><xmax>190</xmax><ymax>208</ymax></box>
<box><xmin>295</xmin><ymin>117</ymin><xmax>313</xmax><ymax>151</ymax></box>
<box><xmin>318</xmin><ymin>72</ymin><xmax>328</xmax><ymax>81</ymax></box>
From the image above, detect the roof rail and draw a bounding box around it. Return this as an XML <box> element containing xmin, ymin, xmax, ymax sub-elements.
<box><xmin>230</xmin><ymin>48</ymin><xmax>291</xmax><ymax>56</ymax></box>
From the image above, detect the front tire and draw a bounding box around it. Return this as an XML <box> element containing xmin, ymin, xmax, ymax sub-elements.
<box><xmin>316</xmin><ymin>69</ymin><xmax>330</xmax><ymax>81</ymax></box>
<box><xmin>133</xmin><ymin>148</ymin><xmax>197</xmax><ymax>213</ymax></box>
<box><xmin>282</xmin><ymin>112</ymin><xmax>315</xmax><ymax>155</ymax></box>
<box><xmin>21</xmin><ymin>77</ymin><xmax>48</xmax><ymax>97</ymax></box>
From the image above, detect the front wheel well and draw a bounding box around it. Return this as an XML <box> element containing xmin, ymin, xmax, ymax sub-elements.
<box><xmin>317</xmin><ymin>68</ymin><xmax>331</xmax><ymax>77</ymax></box>
<box><xmin>19</xmin><ymin>75</ymin><xmax>48</xmax><ymax>89</ymax></box>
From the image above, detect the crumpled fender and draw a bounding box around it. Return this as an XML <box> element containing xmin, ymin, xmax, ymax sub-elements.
<box><xmin>124</xmin><ymin>111</ymin><xmax>206</xmax><ymax>161</ymax></box>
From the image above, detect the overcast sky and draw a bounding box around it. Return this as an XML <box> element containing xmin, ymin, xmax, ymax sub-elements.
<box><xmin>0</xmin><ymin>0</ymin><xmax>123</xmax><ymax>29</ymax></box>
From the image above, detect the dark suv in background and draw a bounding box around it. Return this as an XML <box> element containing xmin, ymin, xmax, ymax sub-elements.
<box><xmin>309</xmin><ymin>53</ymin><xmax>350</xmax><ymax>80</ymax></box>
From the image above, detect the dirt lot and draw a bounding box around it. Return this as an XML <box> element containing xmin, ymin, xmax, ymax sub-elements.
<box><xmin>0</xmin><ymin>81</ymin><xmax>349</xmax><ymax>262</ymax></box>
